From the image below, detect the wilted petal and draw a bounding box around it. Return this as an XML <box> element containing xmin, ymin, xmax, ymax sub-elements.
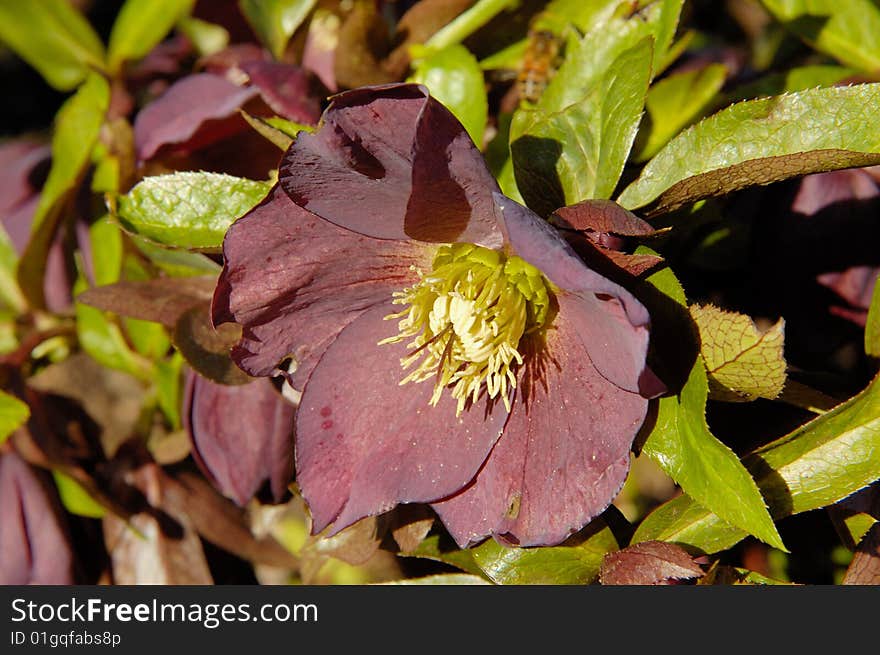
<box><xmin>280</xmin><ymin>84</ymin><xmax>501</xmax><ymax>246</ymax></box>
<box><xmin>184</xmin><ymin>373</ymin><xmax>295</xmax><ymax>505</ymax></box>
<box><xmin>296</xmin><ymin>303</ymin><xmax>508</xmax><ymax>535</ymax></box>
<box><xmin>241</xmin><ymin>61</ymin><xmax>322</xmax><ymax>124</ymax></box>
<box><xmin>494</xmin><ymin>194</ymin><xmax>652</xmax><ymax>394</ymax></box>
<box><xmin>0</xmin><ymin>453</ymin><xmax>74</xmax><ymax>584</ymax></box>
<box><xmin>134</xmin><ymin>73</ymin><xmax>259</xmax><ymax>160</ymax></box>
<box><xmin>213</xmin><ymin>186</ymin><xmax>431</xmax><ymax>385</ymax></box>
<box><xmin>432</xmin><ymin>296</ymin><xmax>649</xmax><ymax>547</ymax></box>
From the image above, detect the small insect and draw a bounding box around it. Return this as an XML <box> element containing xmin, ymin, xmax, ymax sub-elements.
<box><xmin>517</xmin><ymin>29</ymin><xmax>565</xmax><ymax>105</ymax></box>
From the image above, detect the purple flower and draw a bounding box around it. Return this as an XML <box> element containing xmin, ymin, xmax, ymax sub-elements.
<box><xmin>213</xmin><ymin>84</ymin><xmax>658</xmax><ymax>547</ymax></box>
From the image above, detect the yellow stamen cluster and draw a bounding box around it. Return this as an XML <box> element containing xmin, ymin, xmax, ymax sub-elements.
<box><xmin>380</xmin><ymin>243</ymin><xmax>550</xmax><ymax>415</ymax></box>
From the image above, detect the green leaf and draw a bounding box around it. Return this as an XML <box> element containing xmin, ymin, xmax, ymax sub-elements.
<box><xmin>864</xmin><ymin>273</ymin><xmax>880</xmax><ymax>357</ymax></box>
<box><xmin>0</xmin><ymin>390</ymin><xmax>29</xmax><ymax>444</ymax></box>
<box><xmin>0</xmin><ymin>224</ymin><xmax>25</xmax><ymax>312</ymax></box>
<box><xmin>130</xmin><ymin>237</ymin><xmax>222</xmax><ymax>278</ymax></box>
<box><xmin>511</xmin><ymin>37</ymin><xmax>653</xmax><ymax>216</ymax></box>
<box><xmin>635</xmin><ymin>372</ymin><xmax>880</xmax><ymax>554</ymax></box>
<box><xmin>239</xmin><ymin>0</ymin><xmax>316</xmax><ymax>60</ymax></box>
<box><xmin>157</xmin><ymin>352</ymin><xmax>185</xmax><ymax>430</ymax></box>
<box><xmin>725</xmin><ymin>64</ymin><xmax>857</xmax><ymax>104</ymax></box>
<box><xmin>634</xmin><ymin>63</ymin><xmax>727</xmax><ymax>162</ymax></box>
<box><xmin>617</xmin><ymin>84</ymin><xmax>880</xmax><ymax>215</ymax></box>
<box><xmin>89</xmin><ymin>216</ymin><xmax>124</xmax><ymax>287</ymax></box>
<box><xmin>402</xmin><ymin>535</ymin><xmax>486</xmax><ymax>578</ymax></box>
<box><xmin>761</xmin><ymin>0</ymin><xmax>880</xmax><ymax>72</ymax></box>
<box><xmin>52</xmin><ymin>471</ymin><xmax>107</xmax><ymax>518</ymax></box>
<box><xmin>17</xmin><ymin>73</ymin><xmax>110</xmax><ymax>309</ymax></box>
<box><xmin>470</xmin><ymin>518</ymin><xmax>619</xmax><ymax>584</ymax></box>
<box><xmin>108</xmin><ymin>0</ymin><xmax>195</xmax><ymax>73</ymax></box>
<box><xmin>640</xmin><ymin>259</ymin><xmax>785</xmax><ymax>551</ymax></box>
<box><xmin>424</xmin><ymin>0</ymin><xmax>517</xmax><ymax>51</ymax></box>
<box><xmin>0</xmin><ymin>0</ymin><xmax>105</xmax><ymax>90</ymax></box>
<box><xmin>176</xmin><ymin>16</ymin><xmax>229</xmax><ymax>57</ymax></box>
<box><xmin>409</xmin><ymin>45</ymin><xmax>488</xmax><ymax>146</ymax></box>
<box><xmin>116</xmin><ymin>172</ymin><xmax>272</xmax><ymax>251</ymax></box>
<box><xmin>378</xmin><ymin>574</ymin><xmax>492</xmax><ymax>585</ymax></box>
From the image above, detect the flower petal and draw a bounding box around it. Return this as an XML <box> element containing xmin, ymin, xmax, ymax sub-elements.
<box><xmin>432</xmin><ymin>296</ymin><xmax>649</xmax><ymax>547</ymax></box>
<box><xmin>494</xmin><ymin>193</ymin><xmax>652</xmax><ymax>393</ymax></box>
<box><xmin>280</xmin><ymin>83</ymin><xmax>501</xmax><ymax>246</ymax></box>
<box><xmin>213</xmin><ymin>186</ymin><xmax>430</xmax><ymax>387</ymax></box>
<box><xmin>184</xmin><ymin>373</ymin><xmax>295</xmax><ymax>506</ymax></box>
<box><xmin>134</xmin><ymin>73</ymin><xmax>259</xmax><ymax>160</ymax></box>
<box><xmin>296</xmin><ymin>302</ymin><xmax>509</xmax><ymax>535</ymax></box>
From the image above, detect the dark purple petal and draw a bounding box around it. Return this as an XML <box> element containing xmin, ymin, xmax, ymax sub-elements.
<box><xmin>184</xmin><ymin>373</ymin><xmax>294</xmax><ymax>505</ymax></box>
<box><xmin>432</xmin><ymin>295</ymin><xmax>649</xmax><ymax>547</ymax></box>
<box><xmin>280</xmin><ymin>83</ymin><xmax>501</xmax><ymax>246</ymax></box>
<box><xmin>134</xmin><ymin>73</ymin><xmax>259</xmax><ymax>160</ymax></box>
<box><xmin>241</xmin><ymin>61</ymin><xmax>321</xmax><ymax>124</ymax></box>
<box><xmin>792</xmin><ymin>168</ymin><xmax>879</xmax><ymax>214</ymax></box>
<box><xmin>0</xmin><ymin>453</ymin><xmax>74</xmax><ymax>584</ymax></box>
<box><xmin>296</xmin><ymin>302</ymin><xmax>509</xmax><ymax>535</ymax></box>
<box><xmin>494</xmin><ymin>193</ymin><xmax>652</xmax><ymax>394</ymax></box>
<box><xmin>213</xmin><ymin>186</ymin><xmax>431</xmax><ymax>386</ymax></box>
<box><xmin>0</xmin><ymin>139</ymin><xmax>50</xmax><ymax>253</ymax></box>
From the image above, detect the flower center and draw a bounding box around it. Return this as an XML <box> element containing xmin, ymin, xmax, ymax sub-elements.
<box><xmin>380</xmin><ymin>243</ymin><xmax>550</xmax><ymax>415</ymax></box>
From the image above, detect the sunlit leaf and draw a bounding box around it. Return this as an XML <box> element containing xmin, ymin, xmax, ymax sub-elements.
<box><xmin>691</xmin><ymin>304</ymin><xmax>787</xmax><ymax>402</ymax></box>
<box><xmin>761</xmin><ymin>0</ymin><xmax>880</xmax><ymax>72</ymax></box>
<box><xmin>0</xmin><ymin>0</ymin><xmax>105</xmax><ymax>90</ymax></box>
<box><xmin>116</xmin><ymin>172</ymin><xmax>272</xmax><ymax>251</ymax></box>
<box><xmin>617</xmin><ymin>84</ymin><xmax>880</xmax><ymax>215</ymax></box>
<box><xmin>511</xmin><ymin>37</ymin><xmax>652</xmax><ymax>216</ymax></box>
<box><xmin>108</xmin><ymin>0</ymin><xmax>195</xmax><ymax>73</ymax></box>
<box><xmin>634</xmin><ymin>372</ymin><xmax>880</xmax><ymax>554</ymax></box>
<box><xmin>176</xmin><ymin>16</ymin><xmax>229</xmax><ymax>57</ymax></box>
<box><xmin>864</xmin><ymin>278</ymin><xmax>880</xmax><ymax>357</ymax></box>
<box><xmin>599</xmin><ymin>540</ymin><xmax>704</xmax><ymax>585</ymax></box>
<box><xmin>0</xmin><ymin>390</ymin><xmax>29</xmax><ymax>444</ymax></box>
<box><xmin>409</xmin><ymin>44</ymin><xmax>488</xmax><ymax>146</ymax></box>
<box><xmin>378</xmin><ymin>574</ymin><xmax>492</xmax><ymax>585</ymax></box>
<box><xmin>52</xmin><ymin>470</ymin><xmax>107</xmax><ymax>518</ymax></box>
<box><xmin>239</xmin><ymin>0</ymin><xmax>317</xmax><ymax>60</ymax></box>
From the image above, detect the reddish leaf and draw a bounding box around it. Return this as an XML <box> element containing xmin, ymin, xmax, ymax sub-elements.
<box><xmin>599</xmin><ymin>540</ymin><xmax>704</xmax><ymax>585</ymax></box>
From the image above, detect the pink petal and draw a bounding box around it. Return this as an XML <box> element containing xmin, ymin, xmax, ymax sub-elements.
<box><xmin>213</xmin><ymin>186</ymin><xmax>431</xmax><ymax>387</ymax></box>
<box><xmin>241</xmin><ymin>61</ymin><xmax>322</xmax><ymax>124</ymax></box>
<box><xmin>184</xmin><ymin>373</ymin><xmax>295</xmax><ymax>506</ymax></box>
<box><xmin>134</xmin><ymin>73</ymin><xmax>259</xmax><ymax>160</ymax></box>
<box><xmin>494</xmin><ymin>193</ymin><xmax>652</xmax><ymax>394</ymax></box>
<box><xmin>432</xmin><ymin>295</ymin><xmax>649</xmax><ymax>547</ymax></box>
<box><xmin>296</xmin><ymin>302</ymin><xmax>509</xmax><ymax>535</ymax></box>
<box><xmin>280</xmin><ymin>83</ymin><xmax>501</xmax><ymax>246</ymax></box>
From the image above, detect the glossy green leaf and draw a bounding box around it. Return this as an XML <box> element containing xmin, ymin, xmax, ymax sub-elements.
<box><xmin>18</xmin><ymin>73</ymin><xmax>110</xmax><ymax>308</ymax></box>
<box><xmin>635</xmin><ymin>373</ymin><xmax>880</xmax><ymax>554</ymax></box>
<box><xmin>409</xmin><ymin>45</ymin><xmax>488</xmax><ymax>146</ymax></box>
<box><xmin>0</xmin><ymin>390</ymin><xmax>29</xmax><ymax>444</ymax></box>
<box><xmin>116</xmin><ymin>172</ymin><xmax>272</xmax><ymax>251</ymax></box>
<box><xmin>617</xmin><ymin>84</ymin><xmax>880</xmax><ymax>215</ymax></box>
<box><xmin>511</xmin><ymin>37</ymin><xmax>652</xmax><ymax>216</ymax></box>
<box><xmin>239</xmin><ymin>0</ymin><xmax>316</xmax><ymax>60</ymax></box>
<box><xmin>0</xmin><ymin>0</ymin><xmax>105</xmax><ymax>90</ymax></box>
<box><xmin>52</xmin><ymin>471</ymin><xmax>107</xmax><ymax>518</ymax></box>
<box><xmin>640</xmin><ymin>261</ymin><xmax>784</xmax><ymax>550</ymax></box>
<box><xmin>761</xmin><ymin>0</ymin><xmax>880</xmax><ymax>72</ymax></box>
<box><xmin>634</xmin><ymin>63</ymin><xmax>727</xmax><ymax>162</ymax></box>
<box><xmin>470</xmin><ymin>519</ymin><xmax>619</xmax><ymax>584</ymax></box>
<box><xmin>108</xmin><ymin>0</ymin><xmax>195</xmax><ymax>72</ymax></box>
<box><xmin>864</xmin><ymin>274</ymin><xmax>880</xmax><ymax>357</ymax></box>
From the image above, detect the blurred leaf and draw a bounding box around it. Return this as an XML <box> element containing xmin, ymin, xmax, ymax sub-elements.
<box><xmin>116</xmin><ymin>172</ymin><xmax>271</xmax><ymax>251</ymax></box>
<box><xmin>511</xmin><ymin>37</ymin><xmax>652</xmax><ymax>216</ymax></box>
<box><xmin>52</xmin><ymin>470</ymin><xmax>107</xmax><ymax>518</ymax></box>
<box><xmin>470</xmin><ymin>518</ymin><xmax>619</xmax><ymax>584</ymax></box>
<box><xmin>240</xmin><ymin>111</ymin><xmax>312</xmax><ymax>151</ymax></box>
<box><xmin>239</xmin><ymin>0</ymin><xmax>317</xmax><ymax>60</ymax></box>
<box><xmin>599</xmin><ymin>540</ymin><xmax>704</xmax><ymax>585</ymax></box>
<box><xmin>130</xmin><ymin>237</ymin><xmax>221</xmax><ymax>277</ymax></box>
<box><xmin>617</xmin><ymin>84</ymin><xmax>880</xmax><ymax>215</ymax></box>
<box><xmin>77</xmin><ymin>277</ymin><xmax>216</xmax><ymax>327</ymax></box>
<box><xmin>864</xmin><ymin>277</ymin><xmax>880</xmax><ymax>357</ymax></box>
<box><xmin>402</xmin><ymin>534</ymin><xmax>486</xmax><ymax>578</ymax></box>
<box><xmin>424</xmin><ymin>0</ymin><xmax>518</xmax><ymax>51</ymax></box>
<box><xmin>0</xmin><ymin>225</ymin><xmax>25</xmax><ymax>312</ymax></box>
<box><xmin>528</xmin><ymin>0</ymin><xmax>620</xmax><ymax>35</ymax></box>
<box><xmin>172</xmin><ymin>304</ymin><xmax>250</xmax><ymax>385</ymax></box>
<box><xmin>725</xmin><ymin>64</ymin><xmax>856</xmax><ymax>104</ymax></box>
<box><xmin>156</xmin><ymin>352</ymin><xmax>184</xmax><ymax>430</ymax></box>
<box><xmin>18</xmin><ymin>73</ymin><xmax>110</xmax><ymax>308</ymax></box>
<box><xmin>409</xmin><ymin>44</ymin><xmax>488</xmax><ymax>146</ymax></box>
<box><xmin>634</xmin><ymin>372</ymin><xmax>880</xmax><ymax>554</ymax></box>
<box><xmin>761</xmin><ymin>0</ymin><xmax>880</xmax><ymax>72</ymax></box>
<box><xmin>691</xmin><ymin>304</ymin><xmax>787</xmax><ymax>402</ymax></box>
<box><xmin>176</xmin><ymin>16</ymin><xmax>229</xmax><ymax>57</ymax></box>
<box><xmin>89</xmin><ymin>216</ymin><xmax>124</xmax><ymax>286</ymax></box>
<box><xmin>108</xmin><ymin>0</ymin><xmax>195</xmax><ymax>73</ymax></box>
<box><xmin>640</xmin><ymin>262</ymin><xmax>785</xmax><ymax>551</ymax></box>
<box><xmin>0</xmin><ymin>0</ymin><xmax>105</xmax><ymax>90</ymax></box>
<box><xmin>0</xmin><ymin>390</ymin><xmax>30</xmax><ymax>444</ymax></box>
<box><xmin>634</xmin><ymin>63</ymin><xmax>727</xmax><ymax>162</ymax></box>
